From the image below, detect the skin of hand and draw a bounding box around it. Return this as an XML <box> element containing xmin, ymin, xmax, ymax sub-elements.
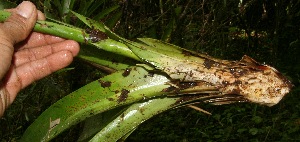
<box><xmin>0</xmin><ymin>1</ymin><xmax>80</xmax><ymax>117</ymax></box>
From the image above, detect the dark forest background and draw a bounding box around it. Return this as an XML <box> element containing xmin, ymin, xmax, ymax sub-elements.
<box><xmin>1</xmin><ymin>0</ymin><xmax>300</xmax><ymax>141</ymax></box>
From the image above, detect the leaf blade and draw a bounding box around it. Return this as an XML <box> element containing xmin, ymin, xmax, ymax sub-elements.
<box><xmin>21</xmin><ymin>67</ymin><xmax>171</xmax><ymax>142</ymax></box>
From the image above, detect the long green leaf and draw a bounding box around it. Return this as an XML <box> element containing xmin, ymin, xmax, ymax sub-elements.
<box><xmin>43</xmin><ymin>0</ymin><xmax>57</xmax><ymax>20</ymax></box>
<box><xmin>105</xmin><ymin>11</ymin><xmax>122</xmax><ymax>29</ymax></box>
<box><xmin>93</xmin><ymin>5</ymin><xmax>120</xmax><ymax>20</ymax></box>
<box><xmin>21</xmin><ymin>66</ymin><xmax>172</xmax><ymax>141</ymax></box>
<box><xmin>161</xmin><ymin>18</ymin><xmax>175</xmax><ymax>42</ymax></box>
<box><xmin>90</xmin><ymin>95</ymin><xmax>210</xmax><ymax>142</ymax></box>
<box><xmin>137</xmin><ymin>38</ymin><xmax>183</xmax><ymax>53</ymax></box>
<box><xmin>123</xmin><ymin>39</ymin><xmax>206</xmax><ymax>75</ymax></box>
<box><xmin>90</xmin><ymin>97</ymin><xmax>180</xmax><ymax>141</ymax></box>
<box><xmin>61</xmin><ymin>0</ymin><xmax>75</xmax><ymax>23</ymax></box>
<box><xmin>77</xmin><ymin>106</ymin><xmax>128</xmax><ymax>141</ymax></box>
<box><xmin>84</xmin><ymin>0</ymin><xmax>105</xmax><ymax>17</ymax></box>
<box><xmin>78</xmin><ymin>45</ymin><xmax>137</xmax><ymax>71</ymax></box>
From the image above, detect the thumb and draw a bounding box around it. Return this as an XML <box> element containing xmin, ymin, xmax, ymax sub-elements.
<box><xmin>0</xmin><ymin>1</ymin><xmax>38</xmax><ymax>79</ymax></box>
<box><xmin>0</xmin><ymin>1</ymin><xmax>38</xmax><ymax>45</ymax></box>
<box><xmin>0</xmin><ymin>1</ymin><xmax>38</xmax><ymax>117</ymax></box>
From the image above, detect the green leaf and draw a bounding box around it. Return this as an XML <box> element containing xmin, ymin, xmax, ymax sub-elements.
<box><xmin>89</xmin><ymin>97</ymin><xmax>180</xmax><ymax>141</ymax></box>
<box><xmin>43</xmin><ymin>0</ymin><xmax>57</xmax><ymax>20</ymax></box>
<box><xmin>75</xmin><ymin>0</ymin><xmax>105</xmax><ymax>27</ymax></box>
<box><xmin>105</xmin><ymin>11</ymin><xmax>122</xmax><ymax>29</ymax></box>
<box><xmin>174</xmin><ymin>6</ymin><xmax>182</xmax><ymax>17</ymax></box>
<box><xmin>84</xmin><ymin>0</ymin><xmax>105</xmax><ymax>17</ymax></box>
<box><xmin>0</xmin><ymin>9</ymin><xmax>10</xmax><ymax>20</ymax></box>
<box><xmin>93</xmin><ymin>5</ymin><xmax>120</xmax><ymax>20</ymax></box>
<box><xmin>77</xmin><ymin>1</ymin><xmax>91</xmax><ymax>15</ymax></box>
<box><xmin>77</xmin><ymin>106</ymin><xmax>128</xmax><ymax>142</ymax></box>
<box><xmin>71</xmin><ymin>10</ymin><xmax>105</xmax><ymax>32</ymax></box>
<box><xmin>92</xmin><ymin>39</ymin><xmax>140</xmax><ymax>61</ymax></box>
<box><xmin>78</xmin><ymin>44</ymin><xmax>137</xmax><ymax>71</ymax></box>
<box><xmin>21</xmin><ymin>67</ymin><xmax>172</xmax><ymax>141</ymax></box>
<box><xmin>71</xmin><ymin>11</ymin><xmax>141</xmax><ymax>61</ymax></box>
<box><xmin>249</xmin><ymin>128</ymin><xmax>259</xmax><ymax>135</ymax></box>
<box><xmin>90</xmin><ymin>95</ymin><xmax>212</xmax><ymax>141</ymax></box>
<box><xmin>161</xmin><ymin>18</ymin><xmax>175</xmax><ymax>42</ymax></box>
<box><xmin>123</xmin><ymin>38</ymin><xmax>210</xmax><ymax>81</ymax></box>
<box><xmin>237</xmin><ymin>128</ymin><xmax>247</xmax><ymax>133</ymax></box>
<box><xmin>118</xmin><ymin>128</ymin><xmax>136</xmax><ymax>142</ymax></box>
<box><xmin>252</xmin><ymin>116</ymin><xmax>263</xmax><ymax>124</ymax></box>
<box><xmin>137</xmin><ymin>38</ymin><xmax>183</xmax><ymax>53</ymax></box>
<box><xmin>53</xmin><ymin>0</ymin><xmax>63</xmax><ymax>19</ymax></box>
<box><xmin>61</xmin><ymin>0</ymin><xmax>76</xmax><ymax>23</ymax></box>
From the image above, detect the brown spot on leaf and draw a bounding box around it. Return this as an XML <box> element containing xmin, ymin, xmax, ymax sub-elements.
<box><xmin>98</xmin><ymin>80</ymin><xmax>111</xmax><ymax>88</ymax></box>
<box><xmin>203</xmin><ymin>59</ymin><xmax>216</xmax><ymax>69</ymax></box>
<box><xmin>162</xmin><ymin>82</ymin><xmax>198</xmax><ymax>93</ymax></box>
<box><xmin>118</xmin><ymin>89</ymin><xmax>130</xmax><ymax>103</ymax></box>
<box><xmin>234</xmin><ymin>80</ymin><xmax>242</xmax><ymax>85</ymax></box>
<box><xmin>107</xmin><ymin>98</ymin><xmax>114</xmax><ymax>101</ymax></box>
<box><xmin>140</xmin><ymin>94</ymin><xmax>148</xmax><ymax>100</ymax></box>
<box><xmin>182</xmin><ymin>50</ymin><xmax>192</xmax><ymax>56</ymax></box>
<box><xmin>140</xmin><ymin>46</ymin><xmax>147</xmax><ymax>50</ymax></box>
<box><xmin>230</xmin><ymin>89</ymin><xmax>241</xmax><ymax>95</ymax></box>
<box><xmin>139</xmin><ymin>107</ymin><xmax>145</xmax><ymax>114</ymax></box>
<box><xmin>162</xmin><ymin>86</ymin><xmax>178</xmax><ymax>93</ymax></box>
<box><xmin>85</xmin><ymin>28</ymin><xmax>108</xmax><ymax>43</ymax></box>
<box><xmin>122</xmin><ymin>68</ymin><xmax>132</xmax><ymax>77</ymax></box>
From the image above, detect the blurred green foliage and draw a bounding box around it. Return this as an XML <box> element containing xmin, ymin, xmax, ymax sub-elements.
<box><xmin>1</xmin><ymin>0</ymin><xmax>299</xmax><ymax>141</ymax></box>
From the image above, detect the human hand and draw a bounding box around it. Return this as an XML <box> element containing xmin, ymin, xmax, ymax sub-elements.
<box><xmin>0</xmin><ymin>1</ymin><xmax>80</xmax><ymax>117</ymax></box>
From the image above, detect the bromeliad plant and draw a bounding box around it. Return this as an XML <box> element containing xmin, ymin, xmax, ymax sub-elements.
<box><xmin>0</xmin><ymin>7</ymin><xmax>293</xmax><ymax>142</ymax></box>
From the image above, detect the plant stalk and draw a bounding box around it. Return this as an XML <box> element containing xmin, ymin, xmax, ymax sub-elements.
<box><xmin>0</xmin><ymin>10</ymin><xmax>140</xmax><ymax>61</ymax></box>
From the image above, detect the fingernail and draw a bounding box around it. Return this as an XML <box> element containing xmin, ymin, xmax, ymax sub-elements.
<box><xmin>17</xmin><ymin>1</ymin><xmax>34</xmax><ymax>19</ymax></box>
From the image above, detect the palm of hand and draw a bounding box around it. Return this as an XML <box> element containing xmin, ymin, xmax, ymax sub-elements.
<box><xmin>0</xmin><ymin>1</ymin><xmax>79</xmax><ymax>116</ymax></box>
<box><xmin>1</xmin><ymin>33</ymin><xmax>79</xmax><ymax>107</ymax></box>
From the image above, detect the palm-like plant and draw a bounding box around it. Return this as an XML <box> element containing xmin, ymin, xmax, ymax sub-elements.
<box><xmin>0</xmin><ymin>1</ymin><xmax>293</xmax><ymax>141</ymax></box>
